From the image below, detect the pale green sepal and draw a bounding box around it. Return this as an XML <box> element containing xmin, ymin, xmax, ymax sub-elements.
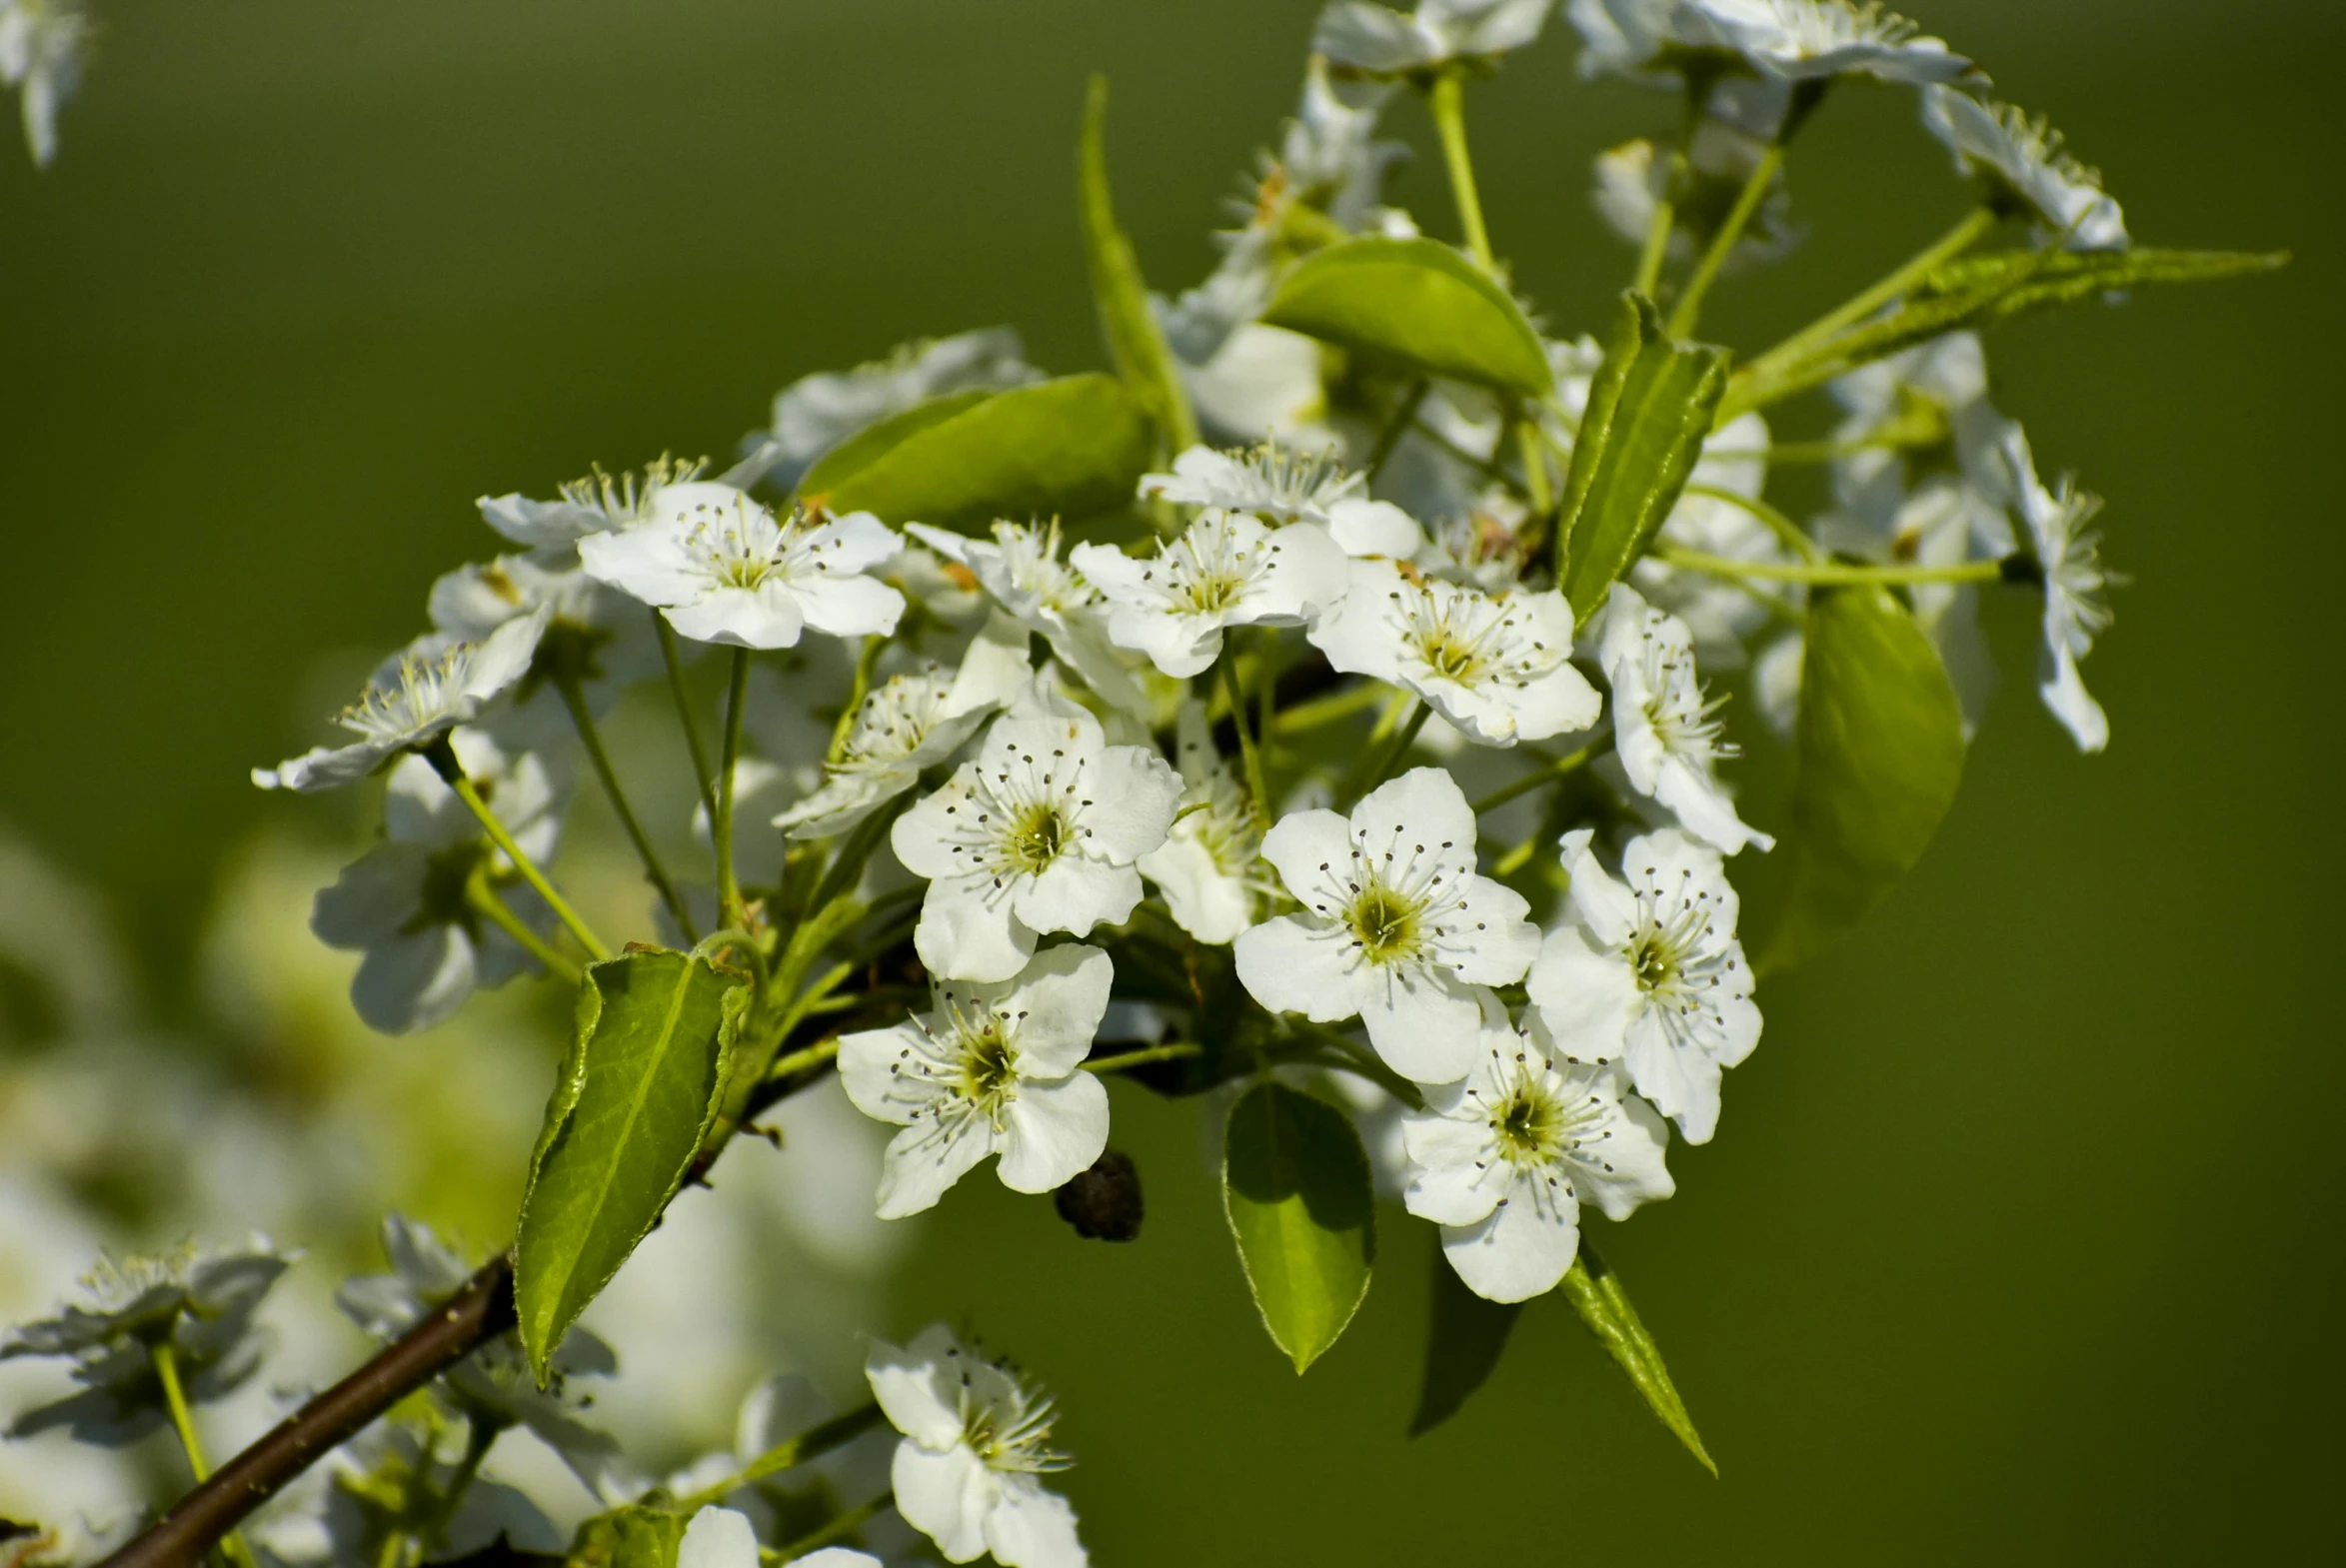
<box><xmin>515</xmin><ymin>948</ymin><xmax>749</xmax><ymax>1385</ymax></box>
<box><xmin>1260</xmin><ymin>236</ymin><xmax>1553</xmax><ymax>401</ymax></box>
<box><xmin>1221</xmin><ymin>1080</ymin><xmax>1376</xmax><ymax>1374</ymax></box>
<box><xmin>1559</xmin><ymin>1236</ymin><xmax>1716</xmax><ymax>1475</ymax></box>
<box><xmin>566</xmin><ymin>1500</ymin><xmax>688</xmax><ymax>1567</ymax></box>
<box><xmin>1080</xmin><ymin>76</ymin><xmax>1199</xmax><ymax>455</ymax></box>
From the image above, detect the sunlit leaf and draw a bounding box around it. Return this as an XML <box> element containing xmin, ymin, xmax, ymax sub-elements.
<box><xmin>797</xmin><ymin>388</ymin><xmax>995</xmax><ymax>499</ymax></box>
<box><xmin>1559</xmin><ymin>1236</ymin><xmax>1715</xmax><ymax>1475</ymax></box>
<box><xmin>1554</xmin><ymin>291</ymin><xmax>1730</xmax><ymax>624</ymax></box>
<box><xmin>1408</xmin><ymin>1237</ymin><xmax>1522</xmax><ymax>1436</ymax></box>
<box><xmin>515</xmin><ymin>948</ymin><xmax>747</xmax><ymax>1383</ymax></box>
<box><xmin>1221</xmin><ymin>1080</ymin><xmax>1376</xmax><ymax>1374</ymax></box>
<box><xmin>1081</xmin><ymin>75</ymin><xmax>1197</xmax><ymax>453</ymax></box>
<box><xmin>1261</xmin><ymin>236</ymin><xmax>1553</xmax><ymax>401</ymax></box>
<box><xmin>566</xmin><ymin>1502</ymin><xmax>686</xmax><ymax>1568</ymax></box>
<box><xmin>1761</xmin><ymin>584</ymin><xmax>1966</xmax><ymax>971</ymax></box>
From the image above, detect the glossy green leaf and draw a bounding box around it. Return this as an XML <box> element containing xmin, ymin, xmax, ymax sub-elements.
<box><xmin>1554</xmin><ymin>291</ymin><xmax>1731</xmax><ymax>624</ymax></box>
<box><xmin>1221</xmin><ymin>1080</ymin><xmax>1376</xmax><ymax>1373</ymax></box>
<box><xmin>1728</xmin><ymin>247</ymin><xmax>2287</xmax><ymax>417</ymax></box>
<box><xmin>1080</xmin><ymin>76</ymin><xmax>1197</xmax><ymax>453</ymax></box>
<box><xmin>1408</xmin><ymin>1238</ymin><xmax>1523</xmax><ymax>1436</ymax></box>
<box><xmin>1761</xmin><ymin>584</ymin><xmax>1966</xmax><ymax>971</ymax></box>
<box><xmin>801</xmin><ymin>374</ymin><xmax>1155</xmax><ymax>532</ymax></box>
<box><xmin>1559</xmin><ymin>1236</ymin><xmax>1715</xmax><ymax>1475</ymax></box>
<box><xmin>516</xmin><ymin>948</ymin><xmax>748</xmax><ymax>1383</ymax></box>
<box><xmin>566</xmin><ymin>1502</ymin><xmax>686</xmax><ymax>1568</ymax></box>
<box><xmin>1260</xmin><ymin>236</ymin><xmax>1552</xmax><ymax>400</ymax></box>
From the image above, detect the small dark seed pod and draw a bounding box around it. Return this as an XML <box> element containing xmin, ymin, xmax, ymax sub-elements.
<box><xmin>1054</xmin><ymin>1149</ymin><xmax>1144</xmax><ymax>1242</ymax></box>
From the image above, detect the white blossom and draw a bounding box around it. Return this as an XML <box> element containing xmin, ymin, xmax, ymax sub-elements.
<box><xmin>1311</xmin><ymin>559</ymin><xmax>1599</xmax><ymax>747</ymax></box>
<box><xmin>581</xmin><ymin>483</ymin><xmax>904</xmax><ymax>650</ymax></box>
<box><xmin>1599</xmin><ymin>582</ymin><xmax>1772</xmax><ymax>853</ymax></box>
<box><xmin>0</xmin><ymin>0</ymin><xmax>83</xmax><ymax>167</ymax></box>
<box><xmin>1593</xmin><ymin>125</ymin><xmax>1800</xmax><ymax>275</ymax></box>
<box><xmin>679</xmin><ymin>1508</ymin><xmax>763</xmax><ymax>1568</ymax></box>
<box><xmin>866</xmin><ymin>1325</ymin><xmax>1087</xmax><ymax>1568</ymax></box>
<box><xmin>1401</xmin><ymin>992</ymin><xmax>1673</xmax><ymax>1301</ymax></box>
<box><xmin>1136</xmin><ymin>702</ymin><xmax>1266</xmax><ymax>944</ymax></box>
<box><xmin>906</xmin><ymin>522</ymin><xmax>1152</xmax><ymax>714</ymax></box>
<box><xmin>776</xmin><ymin>665</ymin><xmax>1002</xmax><ymax>841</ymax></box>
<box><xmin>1998</xmin><ymin>425</ymin><xmax>2113</xmax><ymax>753</ymax></box>
<box><xmin>1235</xmin><ymin>768</ymin><xmax>1537</xmax><ymax>1084</ymax></box>
<box><xmin>1072</xmin><ymin>509</ymin><xmax>1349</xmax><ymax>679</ymax></box>
<box><xmin>1922</xmin><ymin>87</ymin><xmax>2127</xmax><ymax>252</ymax></box>
<box><xmin>1140</xmin><ymin>444</ymin><xmax>1422</xmax><ymax>559</ymax></box>
<box><xmin>1528</xmin><ymin>828</ymin><xmax>1758</xmax><ymax>1143</ymax></box>
<box><xmin>892</xmin><ymin>679</ymin><xmax>1181</xmax><ymax>983</ymax></box>
<box><xmin>252</xmin><ymin>609</ymin><xmax>550</xmax><ymax>792</ymax></box>
<box><xmin>746</xmin><ymin>329</ymin><xmax>1043</xmax><ymax>495</ymax></box>
<box><xmin>1314</xmin><ymin>0</ymin><xmax>1555</xmax><ymax>77</ymax></box>
<box><xmin>477</xmin><ymin>454</ymin><xmax>707</xmax><ymax>549</ymax></box>
<box><xmin>1571</xmin><ymin>0</ymin><xmax>1971</xmax><ymax>88</ymax></box>
<box><xmin>839</xmin><ymin>944</ymin><xmax>1114</xmax><ymax>1217</ymax></box>
<box><xmin>311</xmin><ymin>731</ymin><xmax>568</xmax><ymax>1035</ymax></box>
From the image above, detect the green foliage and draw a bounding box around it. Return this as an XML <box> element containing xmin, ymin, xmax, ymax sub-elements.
<box><xmin>1553</xmin><ymin>292</ymin><xmax>1730</xmax><ymax>624</ymax></box>
<box><xmin>1558</xmin><ymin>1237</ymin><xmax>1714</xmax><ymax>1475</ymax></box>
<box><xmin>1407</xmin><ymin>1239</ymin><xmax>1522</xmax><ymax>1436</ymax></box>
<box><xmin>1727</xmin><ymin>247</ymin><xmax>2287</xmax><ymax>417</ymax></box>
<box><xmin>1221</xmin><ymin>1080</ymin><xmax>1376</xmax><ymax>1374</ymax></box>
<box><xmin>1080</xmin><ymin>76</ymin><xmax>1197</xmax><ymax>455</ymax></box>
<box><xmin>1761</xmin><ymin>585</ymin><xmax>1967</xmax><ymax>972</ymax></box>
<box><xmin>797</xmin><ymin>374</ymin><xmax>1155</xmax><ymax>533</ymax></box>
<box><xmin>515</xmin><ymin>949</ymin><xmax>748</xmax><ymax>1384</ymax></box>
<box><xmin>566</xmin><ymin>1502</ymin><xmax>686</xmax><ymax>1568</ymax></box>
<box><xmin>1261</xmin><ymin>236</ymin><xmax>1553</xmax><ymax>401</ymax></box>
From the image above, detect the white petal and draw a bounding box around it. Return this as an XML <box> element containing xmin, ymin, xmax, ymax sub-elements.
<box><xmin>1351</xmin><ymin>767</ymin><xmax>1475</xmax><ymax>854</ymax></box>
<box><xmin>1138</xmin><ymin>834</ymin><xmax>1254</xmax><ymax>945</ymax></box>
<box><xmin>877</xmin><ymin>1119</ymin><xmax>998</xmax><ymax>1218</ymax></box>
<box><xmin>837</xmin><ymin>1022</ymin><xmax>932</xmax><ymax>1127</ymax></box>
<box><xmin>666</xmin><ymin>585</ymin><xmax>806</xmax><ymax>650</ymax></box>
<box><xmin>1440</xmin><ymin>1178</ymin><xmax>1581</xmax><ymax>1304</ymax></box>
<box><xmin>983</xmin><ymin>1475</ymin><xmax>1090</xmax><ymax>1568</ymax></box>
<box><xmin>1011</xmin><ymin>857</ymin><xmax>1144</xmax><ymax>940</ymax></box>
<box><xmin>1233</xmin><ymin>917</ymin><xmax>1366</xmax><ymax>1024</ymax></box>
<box><xmin>892</xmin><ymin>1440</ymin><xmax>994</xmax><ymax>1563</ymax></box>
<box><xmin>1324</xmin><ymin>498</ymin><xmax>1423</xmax><ymax>558</ymax></box>
<box><xmin>1256</xmin><ymin>806</ymin><xmax>1355</xmax><ymax>901</ymax></box>
<box><xmin>678</xmin><ymin>1508</ymin><xmax>761</xmax><ymax>1568</ymax></box>
<box><xmin>2039</xmin><ymin>640</ymin><xmax>2109</xmax><ymax>754</ymax></box>
<box><xmin>1359</xmin><ymin>971</ymin><xmax>1483</xmax><ymax>1084</ymax></box>
<box><xmin>865</xmin><ymin>1327</ymin><xmax>970</xmax><ymax>1449</ymax></box>
<box><xmin>350</xmin><ymin>928</ymin><xmax>478</xmax><ymax>1036</ymax></box>
<box><xmin>914</xmin><ymin>879</ymin><xmax>1038</xmax><ymax>984</ymax></box>
<box><xmin>1623</xmin><ymin>1011</ymin><xmax>1724</xmax><ymax>1145</ymax></box>
<box><xmin>943</xmin><ymin>611</ymin><xmax>1037</xmax><ymax>719</ymax></box>
<box><xmin>799</xmin><ymin>572</ymin><xmax>908</xmax><ymax>640</ymax></box>
<box><xmin>997</xmin><ymin>1072</ymin><xmax>1111</xmax><ymax>1193</ymax></box>
<box><xmin>1002</xmin><ymin>944</ymin><xmax>1117</xmax><ymax>1074</ymax></box>
<box><xmin>1525</xmin><ymin>925</ymin><xmax>1638</xmax><ymax>1062</ymax></box>
<box><xmin>1081</xmin><ymin>746</ymin><xmax>1184</xmax><ymax>861</ymax></box>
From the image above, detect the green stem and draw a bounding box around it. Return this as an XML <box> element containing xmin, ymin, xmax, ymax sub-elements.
<box><xmin>1634</xmin><ymin>85</ymin><xmax>1706</xmax><ymax>298</ymax></box>
<box><xmin>765</xmin><ymin>1035</ymin><xmax>842</xmax><ymax>1084</ymax></box>
<box><xmin>1515</xmin><ymin>416</ymin><xmax>1554</xmax><ymax>531</ymax></box>
<box><xmin>419</xmin><ymin>1415</ymin><xmax>498</xmax><ymax>1555</ymax></box>
<box><xmin>467</xmin><ymin>873</ymin><xmax>583</xmax><ymax>985</ymax></box>
<box><xmin>1681</xmin><ymin>482</ymin><xmax>1822</xmax><ymax>563</ymax></box>
<box><xmin>674</xmin><ymin>1404</ymin><xmax>885</xmax><ymax>1513</ymax></box>
<box><xmin>1666</xmin><ymin>141</ymin><xmax>1782</xmax><ymax>338</ymax></box>
<box><xmin>1427</xmin><ymin>70</ymin><xmax>1493</xmax><ymax>269</ymax></box>
<box><xmin>1738</xmin><ymin>205</ymin><xmax>1998</xmax><ymax>391</ymax></box>
<box><xmin>1365</xmin><ymin>378</ymin><xmax>1429</xmax><ymax>482</ymax></box>
<box><xmin>154</xmin><ymin>1343</ymin><xmax>261</xmax><ymax>1568</ymax></box>
<box><xmin>557</xmin><ymin>674</ymin><xmax>697</xmax><ymax>942</ymax></box>
<box><xmin>1221</xmin><ymin>655</ymin><xmax>1272</xmax><ymax>826</ymax></box>
<box><xmin>1650</xmin><ymin>543</ymin><xmax>2005</xmax><ymax>586</ymax></box>
<box><xmin>429</xmin><ymin>741</ymin><xmax>610</xmax><ymax>960</ymax></box>
<box><xmin>1085</xmin><ymin>1042</ymin><xmax>1205</xmax><ymax>1074</ymax></box>
<box><xmin>716</xmin><ymin>648</ymin><xmax>751</xmax><ymax>926</ymax></box>
<box><xmin>1345</xmin><ymin>701</ymin><xmax>1430</xmax><ymax>805</ymax></box>
<box><xmin>656</xmin><ymin>613</ymin><xmax>719</xmax><ymax>827</ymax></box>
<box><xmin>827</xmin><ymin>636</ymin><xmax>886</xmax><ymax>766</ymax></box>
<box><xmin>766</xmin><ymin>1492</ymin><xmax>893</xmax><ymax>1564</ymax></box>
<box><xmin>1471</xmin><ymin>733</ymin><xmax>1610</xmax><ymax>814</ymax></box>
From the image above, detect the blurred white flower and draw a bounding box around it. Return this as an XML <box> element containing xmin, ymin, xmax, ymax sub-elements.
<box><xmin>1314</xmin><ymin>0</ymin><xmax>1555</xmax><ymax>77</ymax></box>
<box><xmin>680</xmin><ymin>1506</ymin><xmax>762</xmax><ymax>1568</ymax></box>
<box><xmin>1627</xmin><ymin>410</ymin><xmax>1792</xmax><ymax>668</ymax></box>
<box><xmin>1997</xmin><ymin>426</ymin><xmax>2112</xmax><ymax>754</ymax></box>
<box><xmin>1073</xmin><ymin>509</ymin><xmax>1348</xmax><ymax>679</ymax></box>
<box><xmin>0</xmin><ymin>0</ymin><xmax>85</xmax><ymax>167</ymax></box>
<box><xmin>1141</xmin><ymin>444</ymin><xmax>1421</xmax><ymax>560</ymax></box>
<box><xmin>775</xmin><ymin>666</ymin><xmax>1000</xmax><ymax>842</ymax></box>
<box><xmin>1599</xmin><ymin>582</ymin><xmax>1771</xmax><ymax>853</ymax></box>
<box><xmin>478</xmin><ymin>454</ymin><xmax>708</xmax><ymax>549</ymax></box>
<box><xmin>1922</xmin><ymin>87</ymin><xmax>2127</xmax><ymax>251</ymax></box>
<box><xmin>1592</xmin><ymin>124</ymin><xmax>1801</xmax><ymax>276</ymax></box>
<box><xmin>1569</xmin><ymin>0</ymin><xmax>1971</xmax><ymax>89</ymax></box>
<box><xmin>866</xmin><ymin>1325</ymin><xmax>1087</xmax><ymax>1568</ymax></box>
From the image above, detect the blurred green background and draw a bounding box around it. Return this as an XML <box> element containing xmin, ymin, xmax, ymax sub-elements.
<box><xmin>3</xmin><ymin>0</ymin><xmax>2340</xmax><ymax>1559</ymax></box>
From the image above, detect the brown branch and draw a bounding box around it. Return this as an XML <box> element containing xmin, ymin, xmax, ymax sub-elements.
<box><xmin>96</xmin><ymin>1257</ymin><xmax>516</xmax><ymax>1568</ymax></box>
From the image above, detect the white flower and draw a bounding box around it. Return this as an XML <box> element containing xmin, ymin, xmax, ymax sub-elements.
<box><xmin>427</xmin><ymin>547</ymin><xmax>668</xmax><ymax>735</ymax></box>
<box><xmin>906</xmin><ymin>522</ymin><xmax>1152</xmax><ymax>714</ymax></box>
<box><xmin>840</xmin><ymin>944</ymin><xmax>1114</xmax><ymax>1218</ymax></box>
<box><xmin>892</xmin><ymin>680</ymin><xmax>1181</xmax><ymax>982</ymax></box>
<box><xmin>311</xmin><ymin>732</ymin><xmax>568</xmax><ymax>1035</ymax></box>
<box><xmin>866</xmin><ymin>1325</ymin><xmax>1087</xmax><ymax>1568</ymax></box>
<box><xmin>1141</xmin><ymin>444</ymin><xmax>1422</xmax><ymax>559</ymax></box>
<box><xmin>477</xmin><ymin>454</ymin><xmax>708</xmax><ymax>548</ymax></box>
<box><xmin>1827</xmin><ymin>331</ymin><xmax>2014</xmax><ymax>532</ymax></box>
<box><xmin>1688</xmin><ymin>0</ymin><xmax>1974</xmax><ymax>86</ymax></box>
<box><xmin>1922</xmin><ymin>87</ymin><xmax>2126</xmax><ymax>252</ymax></box>
<box><xmin>776</xmin><ymin>665</ymin><xmax>1001</xmax><ymax>841</ymax></box>
<box><xmin>1279</xmin><ymin>54</ymin><xmax>1409</xmax><ymax>233</ymax></box>
<box><xmin>1401</xmin><ymin>993</ymin><xmax>1673</xmax><ymax>1301</ymax></box>
<box><xmin>1311</xmin><ymin>559</ymin><xmax>1600</xmax><ymax>747</ymax></box>
<box><xmin>1072</xmin><ymin>509</ymin><xmax>1349</xmax><ymax>679</ymax></box>
<box><xmin>749</xmin><ymin>328</ymin><xmax>1043</xmax><ymax>495</ymax></box>
<box><xmin>1998</xmin><ymin>426</ymin><xmax>2112</xmax><ymax>753</ymax></box>
<box><xmin>0</xmin><ymin>0</ymin><xmax>84</xmax><ymax>167</ymax></box>
<box><xmin>1599</xmin><ymin>582</ymin><xmax>1772</xmax><ymax>853</ymax></box>
<box><xmin>252</xmin><ymin>608</ymin><xmax>551</xmax><ymax>792</ymax></box>
<box><xmin>581</xmin><ymin>483</ymin><xmax>905</xmax><ymax>650</ymax></box>
<box><xmin>1528</xmin><ymin>828</ymin><xmax>1758</xmax><ymax>1143</ymax></box>
<box><xmin>2</xmin><ymin>1236</ymin><xmax>295</xmax><ymax>1446</ymax></box>
<box><xmin>1136</xmin><ymin>702</ymin><xmax>1266</xmax><ymax>944</ymax></box>
<box><xmin>1235</xmin><ymin>768</ymin><xmax>1538</xmax><ymax>1084</ymax></box>
<box><xmin>679</xmin><ymin>1508</ymin><xmax>762</xmax><ymax>1568</ymax></box>
<box><xmin>1593</xmin><ymin>124</ymin><xmax>1801</xmax><ymax>275</ymax></box>
<box><xmin>1314</xmin><ymin>0</ymin><xmax>1556</xmax><ymax>77</ymax></box>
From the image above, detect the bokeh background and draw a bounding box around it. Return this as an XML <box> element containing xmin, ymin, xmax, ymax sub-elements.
<box><xmin>2</xmin><ymin>0</ymin><xmax>2340</xmax><ymax>1560</ymax></box>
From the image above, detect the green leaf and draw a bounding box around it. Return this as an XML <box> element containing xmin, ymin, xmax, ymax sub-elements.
<box><xmin>1559</xmin><ymin>1236</ymin><xmax>1715</xmax><ymax>1475</ymax></box>
<box><xmin>1080</xmin><ymin>76</ymin><xmax>1197</xmax><ymax>453</ymax></box>
<box><xmin>566</xmin><ymin>1502</ymin><xmax>686</xmax><ymax>1568</ymax></box>
<box><xmin>515</xmin><ymin>948</ymin><xmax>748</xmax><ymax>1383</ymax></box>
<box><xmin>1407</xmin><ymin>1238</ymin><xmax>1523</xmax><ymax>1436</ymax></box>
<box><xmin>800</xmin><ymin>374</ymin><xmax>1155</xmax><ymax>533</ymax></box>
<box><xmin>1728</xmin><ymin>247</ymin><xmax>2287</xmax><ymax>417</ymax></box>
<box><xmin>1553</xmin><ymin>291</ymin><xmax>1731</xmax><ymax>625</ymax></box>
<box><xmin>1221</xmin><ymin>1080</ymin><xmax>1376</xmax><ymax>1373</ymax></box>
<box><xmin>1260</xmin><ymin>236</ymin><xmax>1553</xmax><ymax>401</ymax></box>
<box><xmin>1761</xmin><ymin>584</ymin><xmax>1966</xmax><ymax>971</ymax></box>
